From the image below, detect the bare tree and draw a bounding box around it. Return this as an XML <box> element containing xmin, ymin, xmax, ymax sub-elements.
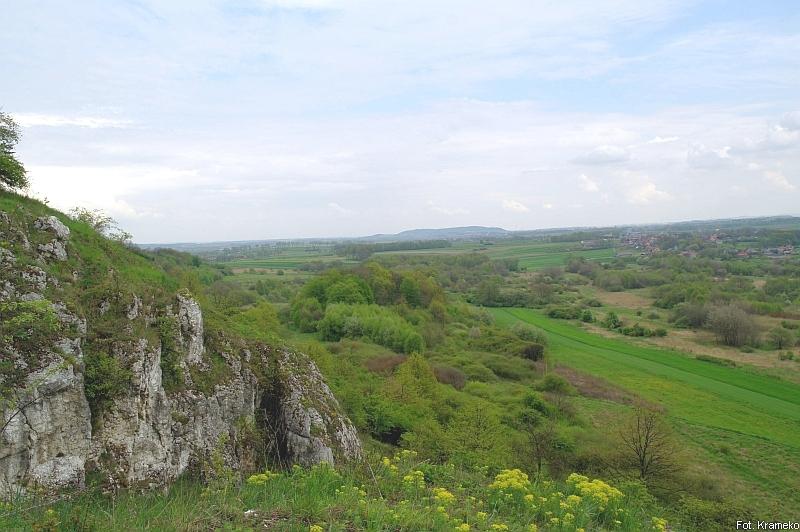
<box><xmin>620</xmin><ymin>408</ymin><xmax>677</xmax><ymax>482</ymax></box>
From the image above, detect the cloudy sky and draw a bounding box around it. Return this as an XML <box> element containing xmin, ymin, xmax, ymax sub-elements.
<box><xmin>3</xmin><ymin>0</ymin><xmax>800</xmax><ymax>242</ymax></box>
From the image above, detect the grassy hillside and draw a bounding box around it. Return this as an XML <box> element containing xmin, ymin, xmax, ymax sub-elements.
<box><xmin>490</xmin><ymin>308</ymin><xmax>800</xmax><ymax>515</ymax></box>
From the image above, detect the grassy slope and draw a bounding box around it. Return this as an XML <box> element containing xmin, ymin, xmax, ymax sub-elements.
<box><xmin>489</xmin><ymin>307</ymin><xmax>800</xmax><ymax>513</ymax></box>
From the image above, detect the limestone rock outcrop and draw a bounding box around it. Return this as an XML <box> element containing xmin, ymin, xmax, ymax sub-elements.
<box><xmin>0</xmin><ymin>207</ymin><xmax>362</xmax><ymax>497</ymax></box>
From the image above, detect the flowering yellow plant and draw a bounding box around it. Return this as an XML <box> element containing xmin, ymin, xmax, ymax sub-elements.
<box><xmin>246</xmin><ymin>470</ymin><xmax>280</xmax><ymax>486</ymax></box>
<box><xmin>489</xmin><ymin>469</ymin><xmax>531</xmax><ymax>492</ymax></box>
<box><xmin>566</xmin><ymin>473</ymin><xmax>622</xmax><ymax>510</ymax></box>
<box><xmin>433</xmin><ymin>487</ymin><xmax>456</xmax><ymax>504</ymax></box>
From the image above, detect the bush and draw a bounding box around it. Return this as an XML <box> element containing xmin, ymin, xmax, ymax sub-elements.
<box><xmin>546</xmin><ymin>306</ymin><xmax>582</xmax><ymax>320</ymax></box>
<box><xmin>696</xmin><ymin>354</ymin><xmax>737</xmax><ymax>367</ymax></box>
<box><xmin>602</xmin><ymin>311</ymin><xmax>623</xmax><ymax>330</ymax></box>
<box><xmin>520</xmin><ymin>343</ymin><xmax>545</xmax><ymax>361</ymax></box>
<box><xmin>536</xmin><ymin>374</ymin><xmax>575</xmax><ymax>395</ymax></box>
<box><xmin>510</xmin><ymin>323</ymin><xmax>548</xmax><ymax>345</ymax></box>
<box><xmin>671</xmin><ymin>303</ymin><xmax>709</xmax><ymax>328</ymax></box>
<box><xmin>708</xmin><ymin>305</ymin><xmax>759</xmax><ymax>347</ymax></box>
<box><xmin>318</xmin><ymin>304</ymin><xmax>424</xmax><ymax>353</ymax></box>
<box><xmin>364</xmin><ymin>354</ymin><xmax>407</xmax><ymax>374</ymax></box>
<box><xmin>433</xmin><ymin>365</ymin><xmax>466</xmax><ymax>390</ymax></box>
<box><xmin>768</xmin><ymin>326</ymin><xmax>795</xmax><ymax>350</ymax></box>
<box><xmin>84</xmin><ymin>351</ymin><xmax>133</xmax><ymax>418</ymax></box>
<box><xmin>290</xmin><ymin>296</ymin><xmax>324</xmax><ymax>332</ymax></box>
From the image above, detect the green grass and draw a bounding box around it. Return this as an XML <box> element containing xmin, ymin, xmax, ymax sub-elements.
<box><xmin>377</xmin><ymin>239</ymin><xmax>617</xmax><ymax>270</ymax></box>
<box><xmin>222</xmin><ymin>247</ymin><xmax>354</xmax><ymax>270</ymax></box>
<box><xmin>0</xmin><ymin>451</ymin><xmax>668</xmax><ymax>531</ymax></box>
<box><xmin>489</xmin><ymin>308</ymin><xmax>800</xmax><ymax>513</ymax></box>
<box><xmin>490</xmin><ymin>308</ymin><xmax>800</xmax><ymax>446</ymax></box>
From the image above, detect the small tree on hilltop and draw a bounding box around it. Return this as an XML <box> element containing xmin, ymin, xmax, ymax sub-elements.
<box><xmin>0</xmin><ymin>111</ymin><xmax>29</xmax><ymax>190</ymax></box>
<box><xmin>68</xmin><ymin>207</ymin><xmax>133</xmax><ymax>244</ymax></box>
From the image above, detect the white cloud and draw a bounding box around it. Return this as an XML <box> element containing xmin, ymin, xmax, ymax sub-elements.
<box><xmin>542</xmin><ymin>202</ymin><xmax>554</xmax><ymax>210</ymax></box>
<box><xmin>780</xmin><ymin>111</ymin><xmax>800</xmax><ymax>131</ymax></box>
<box><xmin>14</xmin><ymin>113</ymin><xmax>133</xmax><ymax>129</ymax></box>
<box><xmin>427</xmin><ymin>200</ymin><xmax>468</xmax><ymax>216</ymax></box>
<box><xmin>502</xmin><ymin>199</ymin><xmax>529</xmax><ymax>212</ymax></box>
<box><xmin>647</xmin><ymin>136</ymin><xmax>680</xmax><ymax>144</ymax></box>
<box><xmin>579</xmin><ymin>173</ymin><xmax>599</xmax><ymax>192</ymax></box>
<box><xmin>687</xmin><ymin>143</ymin><xmax>732</xmax><ymax>169</ymax></box>
<box><xmin>573</xmin><ymin>145</ymin><xmax>630</xmax><ymax>165</ymax></box>
<box><xmin>764</xmin><ymin>171</ymin><xmax>796</xmax><ymax>191</ymax></box>
<box><xmin>328</xmin><ymin>202</ymin><xmax>355</xmax><ymax>215</ymax></box>
<box><xmin>626</xmin><ymin>181</ymin><xmax>672</xmax><ymax>205</ymax></box>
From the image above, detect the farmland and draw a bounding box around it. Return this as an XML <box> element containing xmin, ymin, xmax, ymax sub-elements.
<box><xmin>376</xmin><ymin>239</ymin><xmax>617</xmax><ymax>270</ymax></box>
<box><xmin>490</xmin><ymin>307</ymin><xmax>800</xmax><ymax>513</ymax></box>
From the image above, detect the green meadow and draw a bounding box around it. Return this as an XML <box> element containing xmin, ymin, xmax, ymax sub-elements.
<box><xmin>490</xmin><ymin>307</ymin><xmax>800</xmax><ymax>513</ymax></box>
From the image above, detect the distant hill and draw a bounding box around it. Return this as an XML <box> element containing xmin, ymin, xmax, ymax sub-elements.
<box><xmin>359</xmin><ymin>226</ymin><xmax>511</xmax><ymax>242</ymax></box>
<box><xmin>139</xmin><ymin>216</ymin><xmax>800</xmax><ymax>253</ymax></box>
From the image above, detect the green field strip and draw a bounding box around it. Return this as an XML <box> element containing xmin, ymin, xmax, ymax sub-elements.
<box><xmin>489</xmin><ymin>308</ymin><xmax>800</xmax><ymax>448</ymax></box>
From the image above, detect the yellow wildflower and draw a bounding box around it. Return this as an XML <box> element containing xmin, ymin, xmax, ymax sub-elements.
<box><xmin>309</xmin><ymin>526</ymin><xmax>324</xmax><ymax>532</ymax></box>
<box><xmin>246</xmin><ymin>470</ymin><xmax>279</xmax><ymax>486</ymax></box>
<box><xmin>489</xmin><ymin>469</ymin><xmax>531</xmax><ymax>492</ymax></box>
<box><xmin>476</xmin><ymin>512</ymin><xmax>488</xmax><ymax>521</ymax></box>
<box><xmin>455</xmin><ymin>524</ymin><xmax>471</xmax><ymax>532</ymax></box>
<box><xmin>652</xmin><ymin>517</ymin><xmax>668</xmax><ymax>531</ymax></box>
<box><xmin>433</xmin><ymin>487</ymin><xmax>456</xmax><ymax>504</ymax></box>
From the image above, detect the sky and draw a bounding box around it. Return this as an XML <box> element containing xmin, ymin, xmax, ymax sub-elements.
<box><xmin>2</xmin><ymin>0</ymin><xmax>799</xmax><ymax>243</ymax></box>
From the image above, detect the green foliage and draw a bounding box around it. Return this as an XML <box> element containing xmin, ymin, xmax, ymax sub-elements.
<box><xmin>156</xmin><ymin>316</ymin><xmax>184</xmax><ymax>393</ymax></box>
<box><xmin>0</xmin><ymin>112</ymin><xmax>28</xmax><ymax>189</ymax></box>
<box><xmin>768</xmin><ymin>326</ymin><xmax>795</xmax><ymax>350</ymax></box>
<box><xmin>84</xmin><ymin>351</ymin><xmax>132</xmax><ymax>418</ymax></box>
<box><xmin>0</xmin><ymin>452</ymin><xmax>671</xmax><ymax>532</ymax></box>
<box><xmin>318</xmin><ymin>303</ymin><xmax>424</xmax><ymax>353</ymax></box>
<box><xmin>290</xmin><ymin>296</ymin><xmax>324</xmax><ymax>332</ymax></box>
<box><xmin>536</xmin><ymin>373</ymin><xmax>575</xmax><ymax>396</ymax></box>
<box><xmin>0</xmin><ymin>299</ymin><xmax>60</xmax><ymax>348</ymax></box>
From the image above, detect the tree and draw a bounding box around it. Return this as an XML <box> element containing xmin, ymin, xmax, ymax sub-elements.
<box><xmin>515</xmin><ymin>394</ymin><xmax>557</xmax><ymax>477</ymax></box>
<box><xmin>768</xmin><ymin>326</ymin><xmax>795</xmax><ymax>350</ymax></box>
<box><xmin>69</xmin><ymin>207</ymin><xmax>133</xmax><ymax>244</ymax></box>
<box><xmin>0</xmin><ymin>111</ymin><xmax>28</xmax><ymax>189</ymax></box>
<box><xmin>620</xmin><ymin>408</ymin><xmax>677</xmax><ymax>483</ymax></box>
<box><xmin>708</xmin><ymin>305</ymin><xmax>758</xmax><ymax>347</ymax></box>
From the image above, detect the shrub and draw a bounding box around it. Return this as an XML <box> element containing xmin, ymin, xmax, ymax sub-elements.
<box><xmin>670</xmin><ymin>303</ymin><xmax>709</xmax><ymax>328</ymax></box>
<box><xmin>319</xmin><ymin>304</ymin><xmax>425</xmax><ymax>353</ymax></box>
<box><xmin>602</xmin><ymin>311</ymin><xmax>623</xmax><ymax>330</ymax></box>
<box><xmin>510</xmin><ymin>323</ymin><xmax>548</xmax><ymax>345</ymax></box>
<box><xmin>708</xmin><ymin>305</ymin><xmax>759</xmax><ymax>347</ymax></box>
<box><xmin>519</xmin><ymin>343</ymin><xmax>545</xmax><ymax>361</ymax></box>
<box><xmin>364</xmin><ymin>354</ymin><xmax>407</xmax><ymax>374</ymax></box>
<box><xmin>290</xmin><ymin>296</ymin><xmax>324</xmax><ymax>332</ymax></box>
<box><xmin>696</xmin><ymin>354</ymin><xmax>737</xmax><ymax>367</ymax></box>
<box><xmin>546</xmin><ymin>306</ymin><xmax>582</xmax><ymax>320</ymax></box>
<box><xmin>0</xmin><ymin>300</ymin><xmax>60</xmax><ymax>349</ymax></box>
<box><xmin>84</xmin><ymin>351</ymin><xmax>133</xmax><ymax>418</ymax></box>
<box><xmin>433</xmin><ymin>365</ymin><xmax>466</xmax><ymax>390</ymax></box>
<box><xmin>768</xmin><ymin>326</ymin><xmax>795</xmax><ymax>350</ymax></box>
<box><xmin>536</xmin><ymin>374</ymin><xmax>575</xmax><ymax>395</ymax></box>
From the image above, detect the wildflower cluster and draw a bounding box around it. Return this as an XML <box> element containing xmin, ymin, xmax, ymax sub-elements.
<box><xmin>652</xmin><ymin>516</ymin><xmax>669</xmax><ymax>531</ymax></box>
<box><xmin>566</xmin><ymin>474</ymin><xmax>623</xmax><ymax>510</ymax></box>
<box><xmin>433</xmin><ymin>487</ymin><xmax>456</xmax><ymax>504</ymax></box>
<box><xmin>402</xmin><ymin>469</ymin><xmax>426</xmax><ymax>490</ymax></box>
<box><xmin>245</xmin><ymin>470</ymin><xmax>280</xmax><ymax>486</ymax></box>
<box><xmin>489</xmin><ymin>469</ymin><xmax>531</xmax><ymax>492</ymax></box>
